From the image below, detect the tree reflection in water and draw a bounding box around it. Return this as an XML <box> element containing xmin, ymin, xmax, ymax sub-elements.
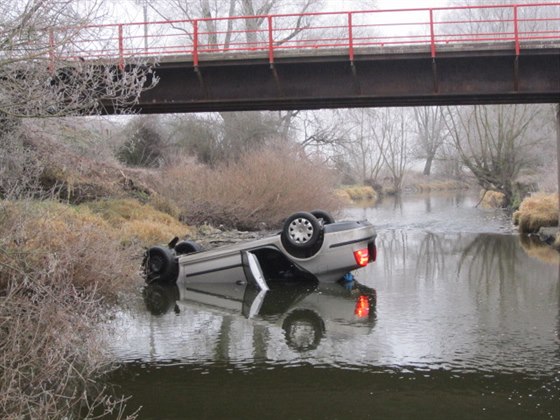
<box><xmin>458</xmin><ymin>234</ymin><xmax>518</xmax><ymax>295</ymax></box>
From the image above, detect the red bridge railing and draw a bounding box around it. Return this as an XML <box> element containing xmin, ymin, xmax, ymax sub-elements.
<box><xmin>47</xmin><ymin>2</ymin><xmax>560</xmax><ymax>69</ymax></box>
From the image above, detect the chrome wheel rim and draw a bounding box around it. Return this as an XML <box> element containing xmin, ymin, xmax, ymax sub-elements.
<box><xmin>288</xmin><ymin>217</ymin><xmax>314</xmax><ymax>244</ymax></box>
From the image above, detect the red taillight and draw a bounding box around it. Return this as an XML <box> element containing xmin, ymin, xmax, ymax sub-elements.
<box><xmin>354</xmin><ymin>295</ymin><xmax>370</xmax><ymax>318</ymax></box>
<box><xmin>353</xmin><ymin>248</ymin><xmax>369</xmax><ymax>267</ymax></box>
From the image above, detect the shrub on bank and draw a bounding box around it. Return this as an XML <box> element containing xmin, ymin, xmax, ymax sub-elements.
<box><xmin>0</xmin><ymin>198</ymin><xmax>186</xmax><ymax>418</ymax></box>
<box><xmin>336</xmin><ymin>185</ymin><xmax>377</xmax><ymax>202</ymax></box>
<box><xmin>156</xmin><ymin>145</ymin><xmax>342</xmax><ymax>230</ymax></box>
<box><xmin>513</xmin><ymin>193</ymin><xmax>559</xmax><ymax>233</ymax></box>
<box><xmin>480</xmin><ymin>190</ymin><xmax>507</xmax><ymax>208</ymax></box>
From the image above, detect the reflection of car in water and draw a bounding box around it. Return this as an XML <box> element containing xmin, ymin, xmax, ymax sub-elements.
<box><xmin>143</xmin><ymin>210</ymin><xmax>377</xmax><ymax>285</ymax></box>
<box><xmin>143</xmin><ymin>275</ymin><xmax>377</xmax><ymax>352</ymax></box>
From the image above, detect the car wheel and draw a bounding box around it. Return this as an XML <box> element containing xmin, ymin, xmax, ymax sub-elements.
<box><xmin>282</xmin><ymin>309</ymin><xmax>325</xmax><ymax>352</ymax></box>
<box><xmin>143</xmin><ymin>283</ymin><xmax>179</xmax><ymax>315</ymax></box>
<box><xmin>310</xmin><ymin>209</ymin><xmax>335</xmax><ymax>225</ymax></box>
<box><xmin>175</xmin><ymin>240</ymin><xmax>203</xmax><ymax>255</ymax></box>
<box><xmin>281</xmin><ymin>212</ymin><xmax>322</xmax><ymax>251</ymax></box>
<box><xmin>143</xmin><ymin>245</ymin><xmax>178</xmax><ymax>284</ymax></box>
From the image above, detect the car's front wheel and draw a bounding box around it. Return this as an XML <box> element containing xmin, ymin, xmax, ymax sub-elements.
<box><xmin>143</xmin><ymin>245</ymin><xmax>178</xmax><ymax>284</ymax></box>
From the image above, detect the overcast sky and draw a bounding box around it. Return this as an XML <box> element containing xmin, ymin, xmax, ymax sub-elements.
<box><xmin>323</xmin><ymin>0</ymin><xmax>450</xmax><ymax>11</ymax></box>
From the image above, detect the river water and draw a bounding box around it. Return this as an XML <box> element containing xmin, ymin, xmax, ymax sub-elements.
<box><xmin>108</xmin><ymin>192</ymin><xmax>560</xmax><ymax>419</ymax></box>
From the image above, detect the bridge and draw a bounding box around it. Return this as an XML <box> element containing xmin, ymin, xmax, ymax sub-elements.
<box><xmin>48</xmin><ymin>3</ymin><xmax>560</xmax><ymax>113</ymax></box>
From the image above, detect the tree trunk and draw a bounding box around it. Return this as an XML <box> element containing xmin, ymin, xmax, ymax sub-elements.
<box><xmin>423</xmin><ymin>154</ymin><xmax>434</xmax><ymax>176</ymax></box>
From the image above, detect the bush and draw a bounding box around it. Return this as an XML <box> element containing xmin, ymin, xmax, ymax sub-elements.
<box><xmin>156</xmin><ymin>144</ymin><xmax>342</xmax><ymax>230</ymax></box>
<box><xmin>0</xmin><ymin>135</ymin><xmax>45</xmax><ymax>199</ymax></box>
<box><xmin>0</xmin><ymin>200</ymin><xmax>139</xmax><ymax>418</ymax></box>
<box><xmin>513</xmin><ymin>193</ymin><xmax>559</xmax><ymax>233</ymax></box>
<box><xmin>117</xmin><ymin>117</ymin><xmax>164</xmax><ymax>168</ymax></box>
<box><xmin>480</xmin><ymin>190</ymin><xmax>506</xmax><ymax>209</ymax></box>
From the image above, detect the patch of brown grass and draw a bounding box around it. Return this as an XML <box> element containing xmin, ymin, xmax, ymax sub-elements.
<box><xmin>0</xmin><ymin>199</ymin><xmax>140</xmax><ymax>419</ymax></box>
<box><xmin>513</xmin><ymin>193</ymin><xmax>559</xmax><ymax>233</ymax></box>
<box><xmin>82</xmin><ymin>198</ymin><xmax>190</xmax><ymax>246</ymax></box>
<box><xmin>480</xmin><ymin>190</ymin><xmax>507</xmax><ymax>209</ymax></box>
<box><xmin>0</xmin><ymin>201</ymin><xmax>134</xmax><ymax>297</ymax></box>
<box><xmin>408</xmin><ymin>179</ymin><xmax>469</xmax><ymax>193</ymax></box>
<box><xmin>156</xmin><ymin>145</ymin><xmax>343</xmax><ymax>230</ymax></box>
<box><xmin>337</xmin><ymin>185</ymin><xmax>377</xmax><ymax>202</ymax></box>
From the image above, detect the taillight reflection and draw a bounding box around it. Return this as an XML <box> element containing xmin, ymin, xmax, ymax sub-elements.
<box><xmin>354</xmin><ymin>295</ymin><xmax>370</xmax><ymax>318</ymax></box>
<box><xmin>353</xmin><ymin>248</ymin><xmax>369</xmax><ymax>267</ymax></box>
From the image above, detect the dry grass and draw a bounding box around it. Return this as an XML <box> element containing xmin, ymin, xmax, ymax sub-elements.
<box><xmin>336</xmin><ymin>185</ymin><xmax>377</xmax><ymax>202</ymax></box>
<box><xmin>0</xmin><ymin>201</ymin><xmax>135</xmax><ymax>297</ymax></box>
<box><xmin>0</xmin><ymin>198</ymin><xmax>185</xmax><ymax>419</ymax></box>
<box><xmin>156</xmin><ymin>145</ymin><xmax>343</xmax><ymax>230</ymax></box>
<box><xmin>480</xmin><ymin>190</ymin><xmax>507</xmax><ymax>209</ymax></box>
<box><xmin>82</xmin><ymin>199</ymin><xmax>190</xmax><ymax>246</ymax></box>
<box><xmin>513</xmin><ymin>193</ymin><xmax>559</xmax><ymax>233</ymax></box>
<box><xmin>406</xmin><ymin>179</ymin><xmax>469</xmax><ymax>193</ymax></box>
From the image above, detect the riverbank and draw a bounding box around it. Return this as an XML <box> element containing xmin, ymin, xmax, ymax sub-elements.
<box><xmin>513</xmin><ymin>193</ymin><xmax>559</xmax><ymax>247</ymax></box>
<box><xmin>0</xmin><ymin>198</ymin><xmax>191</xmax><ymax>418</ymax></box>
<box><xmin>336</xmin><ymin>175</ymin><xmax>471</xmax><ymax>205</ymax></box>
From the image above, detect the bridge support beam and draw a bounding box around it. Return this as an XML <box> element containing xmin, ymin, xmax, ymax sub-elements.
<box><xmin>109</xmin><ymin>46</ymin><xmax>560</xmax><ymax>114</ymax></box>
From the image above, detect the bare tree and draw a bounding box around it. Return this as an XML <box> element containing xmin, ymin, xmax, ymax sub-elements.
<box><xmin>443</xmin><ymin>104</ymin><xmax>553</xmax><ymax>205</ymax></box>
<box><xmin>149</xmin><ymin>0</ymin><xmax>323</xmax><ymax>49</ymax></box>
<box><xmin>0</xmin><ymin>0</ymin><xmax>156</xmax><ymax>125</ymax></box>
<box><xmin>299</xmin><ymin>109</ymin><xmax>385</xmax><ymax>184</ymax></box>
<box><xmin>413</xmin><ymin>106</ymin><xmax>447</xmax><ymax>176</ymax></box>
<box><xmin>378</xmin><ymin>108</ymin><xmax>412</xmax><ymax>192</ymax></box>
<box><xmin>444</xmin><ymin>0</ymin><xmax>560</xmax><ymax>41</ymax></box>
<box><xmin>143</xmin><ymin>0</ymin><xmax>330</xmax><ymax>163</ymax></box>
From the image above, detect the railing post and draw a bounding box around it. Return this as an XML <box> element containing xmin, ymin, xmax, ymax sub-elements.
<box><xmin>267</xmin><ymin>15</ymin><xmax>274</xmax><ymax>65</ymax></box>
<box><xmin>514</xmin><ymin>5</ymin><xmax>520</xmax><ymax>56</ymax></box>
<box><xmin>348</xmin><ymin>12</ymin><xmax>354</xmax><ymax>63</ymax></box>
<box><xmin>118</xmin><ymin>24</ymin><xmax>124</xmax><ymax>70</ymax></box>
<box><xmin>48</xmin><ymin>29</ymin><xmax>55</xmax><ymax>73</ymax></box>
<box><xmin>193</xmin><ymin>19</ymin><xmax>199</xmax><ymax>67</ymax></box>
<box><xmin>429</xmin><ymin>9</ymin><xmax>436</xmax><ymax>58</ymax></box>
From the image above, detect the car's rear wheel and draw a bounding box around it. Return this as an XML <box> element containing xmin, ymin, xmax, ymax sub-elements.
<box><xmin>281</xmin><ymin>212</ymin><xmax>322</xmax><ymax>255</ymax></box>
<box><xmin>175</xmin><ymin>240</ymin><xmax>203</xmax><ymax>255</ymax></box>
<box><xmin>310</xmin><ymin>209</ymin><xmax>335</xmax><ymax>225</ymax></box>
<box><xmin>143</xmin><ymin>245</ymin><xmax>178</xmax><ymax>284</ymax></box>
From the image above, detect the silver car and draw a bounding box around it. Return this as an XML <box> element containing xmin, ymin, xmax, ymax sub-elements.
<box><xmin>143</xmin><ymin>210</ymin><xmax>377</xmax><ymax>287</ymax></box>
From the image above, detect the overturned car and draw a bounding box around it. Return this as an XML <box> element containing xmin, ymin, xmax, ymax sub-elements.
<box><xmin>143</xmin><ymin>210</ymin><xmax>377</xmax><ymax>287</ymax></box>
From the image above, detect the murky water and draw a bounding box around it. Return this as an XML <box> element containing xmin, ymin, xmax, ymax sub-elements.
<box><xmin>108</xmin><ymin>192</ymin><xmax>560</xmax><ymax>419</ymax></box>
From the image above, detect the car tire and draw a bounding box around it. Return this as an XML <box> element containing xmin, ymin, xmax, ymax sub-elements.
<box><xmin>143</xmin><ymin>245</ymin><xmax>178</xmax><ymax>284</ymax></box>
<box><xmin>282</xmin><ymin>309</ymin><xmax>325</xmax><ymax>352</ymax></box>
<box><xmin>175</xmin><ymin>240</ymin><xmax>203</xmax><ymax>255</ymax></box>
<box><xmin>281</xmin><ymin>212</ymin><xmax>322</xmax><ymax>251</ymax></box>
<box><xmin>310</xmin><ymin>209</ymin><xmax>335</xmax><ymax>225</ymax></box>
<box><xmin>143</xmin><ymin>283</ymin><xmax>179</xmax><ymax>315</ymax></box>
